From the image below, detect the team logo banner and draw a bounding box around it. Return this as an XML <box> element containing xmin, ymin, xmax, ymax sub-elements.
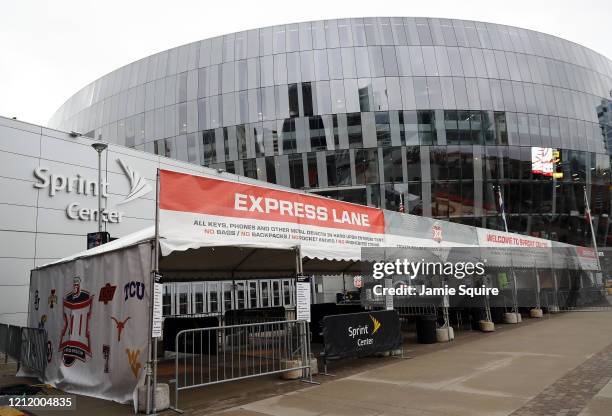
<box><xmin>322</xmin><ymin>310</ymin><xmax>402</xmax><ymax>359</ymax></box>
<box><xmin>27</xmin><ymin>244</ymin><xmax>151</xmax><ymax>404</ymax></box>
<box><xmin>159</xmin><ymin>170</ymin><xmax>385</xmax><ymax>259</ymax></box>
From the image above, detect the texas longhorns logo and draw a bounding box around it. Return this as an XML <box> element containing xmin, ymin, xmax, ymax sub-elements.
<box><xmin>126</xmin><ymin>348</ymin><xmax>141</xmax><ymax>378</ymax></box>
<box><xmin>111</xmin><ymin>316</ymin><xmax>130</xmax><ymax>342</ymax></box>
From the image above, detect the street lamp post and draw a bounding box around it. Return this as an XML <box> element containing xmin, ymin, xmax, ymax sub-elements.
<box><xmin>91</xmin><ymin>142</ymin><xmax>108</xmax><ymax>233</ymax></box>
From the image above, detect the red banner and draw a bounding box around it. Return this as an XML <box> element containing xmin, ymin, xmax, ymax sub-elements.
<box><xmin>160</xmin><ymin>170</ymin><xmax>384</xmax><ymax>234</ymax></box>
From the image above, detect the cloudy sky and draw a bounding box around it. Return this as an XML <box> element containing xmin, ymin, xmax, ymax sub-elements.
<box><xmin>1</xmin><ymin>0</ymin><xmax>610</xmax><ymax>127</ymax></box>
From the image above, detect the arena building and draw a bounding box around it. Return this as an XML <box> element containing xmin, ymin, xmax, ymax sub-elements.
<box><xmin>48</xmin><ymin>18</ymin><xmax>612</xmax><ymax>247</ymax></box>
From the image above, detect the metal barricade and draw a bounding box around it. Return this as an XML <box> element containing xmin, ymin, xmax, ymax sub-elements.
<box><xmin>174</xmin><ymin>319</ymin><xmax>310</xmax><ymax>411</ymax></box>
<box><xmin>395</xmin><ymin>304</ymin><xmax>437</xmax><ymax>330</ymax></box>
<box><xmin>20</xmin><ymin>328</ymin><xmax>47</xmax><ymax>378</ymax></box>
<box><xmin>396</xmin><ymin>304</ymin><xmax>437</xmax><ymax>317</ymax></box>
<box><xmin>7</xmin><ymin>325</ymin><xmax>22</xmax><ymax>362</ymax></box>
<box><xmin>0</xmin><ymin>323</ymin><xmax>7</xmax><ymax>363</ymax></box>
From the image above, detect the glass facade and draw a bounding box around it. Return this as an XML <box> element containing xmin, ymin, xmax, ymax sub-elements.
<box><xmin>49</xmin><ymin>17</ymin><xmax>612</xmax><ymax>247</ymax></box>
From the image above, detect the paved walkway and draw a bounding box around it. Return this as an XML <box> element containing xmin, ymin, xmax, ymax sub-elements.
<box><xmin>2</xmin><ymin>312</ymin><xmax>612</xmax><ymax>415</ymax></box>
<box><xmin>511</xmin><ymin>342</ymin><xmax>612</xmax><ymax>416</ymax></box>
<box><xmin>214</xmin><ymin>312</ymin><xmax>612</xmax><ymax>416</ymax></box>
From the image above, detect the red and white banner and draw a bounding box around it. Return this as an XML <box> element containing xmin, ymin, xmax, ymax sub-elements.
<box><xmin>159</xmin><ymin>170</ymin><xmax>385</xmax><ymax>260</ymax></box>
<box><xmin>477</xmin><ymin>229</ymin><xmax>551</xmax><ymax>248</ymax></box>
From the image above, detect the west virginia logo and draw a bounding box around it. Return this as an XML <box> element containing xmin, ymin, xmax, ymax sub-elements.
<box><xmin>116</xmin><ymin>159</ymin><xmax>152</xmax><ymax>205</ymax></box>
<box><xmin>126</xmin><ymin>348</ymin><xmax>141</xmax><ymax>378</ymax></box>
<box><xmin>369</xmin><ymin>315</ymin><xmax>381</xmax><ymax>335</ymax></box>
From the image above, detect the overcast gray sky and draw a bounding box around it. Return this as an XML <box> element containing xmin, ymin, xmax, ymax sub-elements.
<box><xmin>1</xmin><ymin>0</ymin><xmax>611</xmax><ymax>127</ymax></box>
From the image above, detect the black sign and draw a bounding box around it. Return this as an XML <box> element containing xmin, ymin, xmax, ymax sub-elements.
<box><xmin>87</xmin><ymin>232</ymin><xmax>110</xmax><ymax>249</ymax></box>
<box><xmin>322</xmin><ymin>310</ymin><xmax>402</xmax><ymax>359</ymax></box>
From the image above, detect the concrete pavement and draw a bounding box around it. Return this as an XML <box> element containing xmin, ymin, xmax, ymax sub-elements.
<box><xmin>2</xmin><ymin>311</ymin><xmax>612</xmax><ymax>415</ymax></box>
<box><xmin>214</xmin><ymin>312</ymin><xmax>612</xmax><ymax>416</ymax></box>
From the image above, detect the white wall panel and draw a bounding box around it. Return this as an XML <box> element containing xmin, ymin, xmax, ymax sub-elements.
<box><xmin>0</xmin><ymin>126</ymin><xmax>40</xmax><ymax>157</ymax></box>
<box><xmin>0</xmin><ymin>177</ymin><xmax>38</xmax><ymax>206</ymax></box>
<box><xmin>0</xmin><ymin>204</ymin><xmax>37</xmax><ymax>232</ymax></box>
<box><xmin>0</xmin><ymin>230</ymin><xmax>36</xmax><ymax>258</ymax></box>
<box><xmin>0</xmin><ymin>152</ymin><xmax>40</xmax><ymax>181</ymax></box>
<box><xmin>0</xmin><ymin>258</ymin><xmax>35</xmax><ymax>285</ymax></box>
<box><xmin>35</xmin><ymin>233</ymin><xmax>84</xmax><ymax>259</ymax></box>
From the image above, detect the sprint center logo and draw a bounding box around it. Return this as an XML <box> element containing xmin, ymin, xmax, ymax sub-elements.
<box><xmin>116</xmin><ymin>159</ymin><xmax>152</xmax><ymax>205</ymax></box>
<box><xmin>347</xmin><ymin>314</ymin><xmax>382</xmax><ymax>347</ymax></box>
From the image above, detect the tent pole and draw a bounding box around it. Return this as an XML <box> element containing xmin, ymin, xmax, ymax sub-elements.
<box><xmin>147</xmin><ymin>169</ymin><xmax>161</xmax><ymax>414</ymax></box>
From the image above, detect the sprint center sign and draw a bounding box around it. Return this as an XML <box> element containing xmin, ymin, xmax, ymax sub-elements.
<box><xmin>322</xmin><ymin>310</ymin><xmax>402</xmax><ymax>359</ymax></box>
<box><xmin>32</xmin><ymin>159</ymin><xmax>152</xmax><ymax>223</ymax></box>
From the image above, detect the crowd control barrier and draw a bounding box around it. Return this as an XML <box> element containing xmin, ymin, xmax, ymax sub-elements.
<box><xmin>173</xmin><ymin>319</ymin><xmax>311</xmax><ymax>412</ymax></box>
<box><xmin>20</xmin><ymin>327</ymin><xmax>48</xmax><ymax>378</ymax></box>
<box><xmin>0</xmin><ymin>324</ymin><xmax>47</xmax><ymax>378</ymax></box>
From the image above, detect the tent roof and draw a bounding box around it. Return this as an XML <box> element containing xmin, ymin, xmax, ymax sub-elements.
<box><xmin>34</xmin><ymin>226</ymin><xmax>156</xmax><ymax>270</ymax></box>
<box><xmin>33</xmin><ymin>226</ymin><xmax>362</xmax><ymax>273</ymax></box>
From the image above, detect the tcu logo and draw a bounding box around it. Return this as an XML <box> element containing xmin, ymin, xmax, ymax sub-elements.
<box><xmin>59</xmin><ymin>276</ymin><xmax>93</xmax><ymax>366</ymax></box>
<box><xmin>124</xmin><ymin>281</ymin><xmax>145</xmax><ymax>301</ymax></box>
<box><xmin>432</xmin><ymin>224</ymin><xmax>442</xmax><ymax>243</ymax></box>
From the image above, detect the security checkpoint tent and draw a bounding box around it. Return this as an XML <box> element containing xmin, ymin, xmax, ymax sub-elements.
<box><xmin>27</xmin><ymin>168</ymin><xmax>602</xmax><ymax>404</ymax></box>
<box><xmin>26</xmin><ymin>224</ymin><xmax>371</xmax><ymax>404</ymax></box>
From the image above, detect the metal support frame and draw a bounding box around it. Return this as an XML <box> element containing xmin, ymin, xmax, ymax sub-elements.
<box><xmin>146</xmin><ymin>169</ymin><xmax>161</xmax><ymax>415</ymax></box>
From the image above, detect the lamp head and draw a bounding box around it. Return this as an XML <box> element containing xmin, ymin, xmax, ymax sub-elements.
<box><xmin>91</xmin><ymin>142</ymin><xmax>108</xmax><ymax>153</ymax></box>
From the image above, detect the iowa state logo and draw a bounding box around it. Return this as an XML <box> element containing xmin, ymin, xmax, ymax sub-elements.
<box><xmin>59</xmin><ymin>276</ymin><xmax>93</xmax><ymax>366</ymax></box>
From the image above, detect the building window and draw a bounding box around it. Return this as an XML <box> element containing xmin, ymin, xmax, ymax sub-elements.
<box><xmin>406</xmin><ymin>146</ymin><xmax>421</xmax><ymax>181</ymax></box>
<box><xmin>383</xmin><ymin>147</ymin><xmax>403</xmax><ymax>183</ymax></box>
<box><xmin>202</xmin><ymin>130</ymin><xmax>216</xmax><ymax>165</ymax></box>
<box><xmin>355</xmin><ymin>148</ymin><xmax>379</xmax><ymax>184</ymax></box>
<box><xmin>347</xmin><ymin>112</ymin><xmax>363</xmax><ymax>148</ymax></box>
<box><xmin>306</xmin><ymin>152</ymin><xmax>318</xmax><ymax>187</ymax></box>
<box><xmin>265</xmin><ymin>156</ymin><xmax>277</xmax><ymax>184</ymax></box>
<box><xmin>281</xmin><ymin>118</ymin><xmax>296</xmax><ymax>153</ymax></box>
<box><xmin>418</xmin><ymin>110</ymin><xmax>436</xmax><ymax>145</ymax></box>
<box><xmin>288</xmin><ymin>83</ymin><xmax>299</xmax><ymax>117</ymax></box>
<box><xmin>375</xmin><ymin>111</ymin><xmax>391</xmax><ymax>147</ymax></box>
<box><xmin>288</xmin><ymin>154</ymin><xmax>304</xmax><ymax>188</ymax></box>
<box><xmin>243</xmin><ymin>159</ymin><xmax>257</xmax><ymax>179</ymax></box>
<box><xmin>326</xmin><ymin>150</ymin><xmax>351</xmax><ymax>186</ymax></box>
<box><xmin>309</xmin><ymin>116</ymin><xmax>327</xmax><ymax>151</ymax></box>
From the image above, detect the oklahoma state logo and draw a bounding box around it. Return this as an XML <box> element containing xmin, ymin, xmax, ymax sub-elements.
<box><xmin>59</xmin><ymin>276</ymin><xmax>93</xmax><ymax>366</ymax></box>
<box><xmin>126</xmin><ymin>348</ymin><xmax>141</xmax><ymax>378</ymax></box>
<box><xmin>99</xmin><ymin>283</ymin><xmax>117</xmax><ymax>304</ymax></box>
